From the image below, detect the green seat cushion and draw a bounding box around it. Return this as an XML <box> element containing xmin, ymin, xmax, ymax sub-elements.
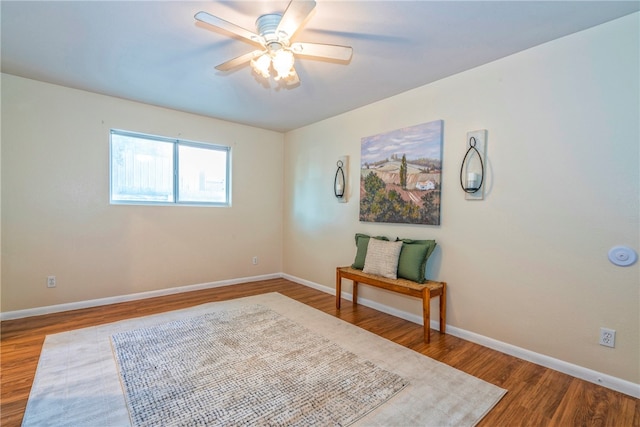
<box><xmin>352</xmin><ymin>233</ymin><xmax>389</xmax><ymax>270</ymax></box>
<box><xmin>396</xmin><ymin>239</ymin><xmax>437</xmax><ymax>283</ymax></box>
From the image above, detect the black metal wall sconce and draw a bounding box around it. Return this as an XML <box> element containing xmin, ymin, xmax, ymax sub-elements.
<box><xmin>334</xmin><ymin>156</ymin><xmax>348</xmax><ymax>203</ymax></box>
<box><xmin>460</xmin><ymin>130</ymin><xmax>487</xmax><ymax>200</ymax></box>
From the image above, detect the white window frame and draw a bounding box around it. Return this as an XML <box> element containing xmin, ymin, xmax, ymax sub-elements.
<box><xmin>109</xmin><ymin>129</ymin><xmax>231</xmax><ymax>207</ymax></box>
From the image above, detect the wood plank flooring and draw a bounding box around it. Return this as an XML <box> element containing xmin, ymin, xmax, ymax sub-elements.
<box><xmin>2</xmin><ymin>278</ymin><xmax>638</xmax><ymax>426</ymax></box>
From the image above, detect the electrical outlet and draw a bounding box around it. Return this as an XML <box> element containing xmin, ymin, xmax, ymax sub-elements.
<box><xmin>252</xmin><ymin>256</ymin><xmax>258</xmax><ymax>265</ymax></box>
<box><xmin>47</xmin><ymin>276</ymin><xmax>56</xmax><ymax>288</ymax></box>
<box><xmin>599</xmin><ymin>328</ymin><xmax>616</xmax><ymax>348</ymax></box>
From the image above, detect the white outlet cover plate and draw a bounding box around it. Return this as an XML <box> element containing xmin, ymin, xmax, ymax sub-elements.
<box><xmin>599</xmin><ymin>328</ymin><xmax>616</xmax><ymax>348</ymax></box>
<box><xmin>608</xmin><ymin>246</ymin><xmax>637</xmax><ymax>267</ymax></box>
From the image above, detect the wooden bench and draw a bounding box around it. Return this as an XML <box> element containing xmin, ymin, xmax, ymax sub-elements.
<box><xmin>335</xmin><ymin>266</ymin><xmax>446</xmax><ymax>343</ymax></box>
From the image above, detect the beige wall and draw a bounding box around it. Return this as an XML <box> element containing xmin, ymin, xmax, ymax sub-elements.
<box><xmin>1</xmin><ymin>74</ymin><xmax>284</xmax><ymax>311</ymax></box>
<box><xmin>283</xmin><ymin>14</ymin><xmax>639</xmax><ymax>383</ymax></box>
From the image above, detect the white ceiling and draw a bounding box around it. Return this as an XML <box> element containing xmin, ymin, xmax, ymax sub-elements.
<box><xmin>2</xmin><ymin>1</ymin><xmax>638</xmax><ymax>132</ymax></box>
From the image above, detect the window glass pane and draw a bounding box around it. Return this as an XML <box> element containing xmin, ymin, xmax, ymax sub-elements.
<box><xmin>111</xmin><ymin>133</ymin><xmax>174</xmax><ymax>202</ymax></box>
<box><xmin>110</xmin><ymin>130</ymin><xmax>230</xmax><ymax>206</ymax></box>
<box><xmin>178</xmin><ymin>144</ymin><xmax>228</xmax><ymax>203</ymax></box>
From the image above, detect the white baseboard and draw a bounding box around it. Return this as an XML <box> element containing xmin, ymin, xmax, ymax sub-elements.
<box><xmin>0</xmin><ymin>273</ymin><xmax>280</xmax><ymax>321</ymax></box>
<box><xmin>282</xmin><ymin>273</ymin><xmax>640</xmax><ymax>399</ymax></box>
<box><xmin>3</xmin><ymin>271</ymin><xmax>638</xmax><ymax>399</ymax></box>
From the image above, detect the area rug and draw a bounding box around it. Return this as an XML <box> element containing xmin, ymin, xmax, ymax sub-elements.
<box><xmin>23</xmin><ymin>292</ymin><xmax>506</xmax><ymax>426</ymax></box>
<box><xmin>111</xmin><ymin>305</ymin><xmax>406</xmax><ymax>426</ymax></box>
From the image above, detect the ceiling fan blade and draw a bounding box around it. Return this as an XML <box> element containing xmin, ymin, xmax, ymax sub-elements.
<box><xmin>215</xmin><ymin>50</ymin><xmax>265</xmax><ymax>71</ymax></box>
<box><xmin>276</xmin><ymin>0</ymin><xmax>316</xmax><ymax>40</ymax></box>
<box><xmin>195</xmin><ymin>11</ymin><xmax>264</xmax><ymax>46</ymax></box>
<box><xmin>291</xmin><ymin>42</ymin><xmax>353</xmax><ymax>62</ymax></box>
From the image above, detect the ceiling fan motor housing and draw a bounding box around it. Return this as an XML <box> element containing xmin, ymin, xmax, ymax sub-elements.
<box><xmin>256</xmin><ymin>14</ymin><xmax>287</xmax><ymax>50</ymax></box>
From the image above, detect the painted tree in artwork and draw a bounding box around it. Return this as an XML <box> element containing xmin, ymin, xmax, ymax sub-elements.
<box><xmin>400</xmin><ymin>154</ymin><xmax>407</xmax><ymax>190</ymax></box>
<box><xmin>360</xmin><ymin>172</ymin><xmax>421</xmax><ymax>223</ymax></box>
<box><xmin>420</xmin><ymin>190</ymin><xmax>441</xmax><ymax>225</ymax></box>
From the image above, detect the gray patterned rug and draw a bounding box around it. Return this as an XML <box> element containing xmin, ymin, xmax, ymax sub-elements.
<box><xmin>110</xmin><ymin>305</ymin><xmax>407</xmax><ymax>427</ymax></box>
<box><xmin>23</xmin><ymin>293</ymin><xmax>507</xmax><ymax>426</ymax></box>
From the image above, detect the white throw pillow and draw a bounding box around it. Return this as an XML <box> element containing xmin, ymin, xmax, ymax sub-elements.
<box><xmin>363</xmin><ymin>238</ymin><xmax>403</xmax><ymax>279</ymax></box>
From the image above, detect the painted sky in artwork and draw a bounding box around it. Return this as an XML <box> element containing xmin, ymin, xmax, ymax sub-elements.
<box><xmin>361</xmin><ymin>120</ymin><xmax>443</xmax><ymax>166</ymax></box>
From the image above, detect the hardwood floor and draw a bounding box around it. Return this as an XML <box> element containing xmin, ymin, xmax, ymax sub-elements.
<box><xmin>2</xmin><ymin>278</ymin><xmax>638</xmax><ymax>426</ymax></box>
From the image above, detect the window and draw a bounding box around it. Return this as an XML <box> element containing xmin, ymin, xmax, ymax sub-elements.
<box><xmin>110</xmin><ymin>129</ymin><xmax>230</xmax><ymax>206</ymax></box>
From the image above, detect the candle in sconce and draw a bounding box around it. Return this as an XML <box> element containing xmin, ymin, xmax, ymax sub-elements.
<box><xmin>467</xmin><ymin>172</ymin><xmax>479</xmax><ymax>189</ymax></box>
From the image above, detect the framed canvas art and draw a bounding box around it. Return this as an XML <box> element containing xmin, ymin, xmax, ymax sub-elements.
<box><xmin>360</xmin><ymin>120</ymin><xmax>443</xmax><ymax>225</ymax></box>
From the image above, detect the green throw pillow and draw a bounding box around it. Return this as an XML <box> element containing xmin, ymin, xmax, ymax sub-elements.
<box><xmin>352</xmin><ymin>233</ymin><xmax>389</xmax><ymax>270</ymax></box>
<box><xmin>396</xmin><ymin>238</ymin><xmax>437</xmax><ymax>283</ymax></box>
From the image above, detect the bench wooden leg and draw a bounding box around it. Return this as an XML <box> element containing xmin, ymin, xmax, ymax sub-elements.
<box><xmin>352</xmin><ymin>281</ymin><xmax>359</xmax><ymax>305</ymax></box>
<box><xmin>423</xmin><ymin>288</ymin><xmax>431</xmax><ymax>343</ymax></box>
<box><xmin>336</xmin><ymin>269</ymin><xmax>342</xmax><ymax>309</ymax></box>
<box><xmin>439</xmin><ymin>282</ymin><xmax>447</xmax><ymax>334</ymax></box>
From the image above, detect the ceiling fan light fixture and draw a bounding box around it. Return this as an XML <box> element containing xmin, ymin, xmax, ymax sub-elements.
<box><xmin>250</xmin><ymin>53</ymin><xmax>271</xmax><ymax>78</ymax></box>
<box><xmin>272</xmin><ymin>49</ymin><xmax>295</xmax><ymax>80</ymax></box>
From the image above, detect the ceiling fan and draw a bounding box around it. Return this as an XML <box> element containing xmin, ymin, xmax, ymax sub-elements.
<box><xmin>195</xmin><ymin>0</ymin><xmax>353</xmax><ymax>86</ymax></box>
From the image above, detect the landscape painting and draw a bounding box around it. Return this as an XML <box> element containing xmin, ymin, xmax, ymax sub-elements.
<box><xmin>360</xmin><ymin>120</ymin><xmax>443</xmax><ymax>225</ymax></box>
